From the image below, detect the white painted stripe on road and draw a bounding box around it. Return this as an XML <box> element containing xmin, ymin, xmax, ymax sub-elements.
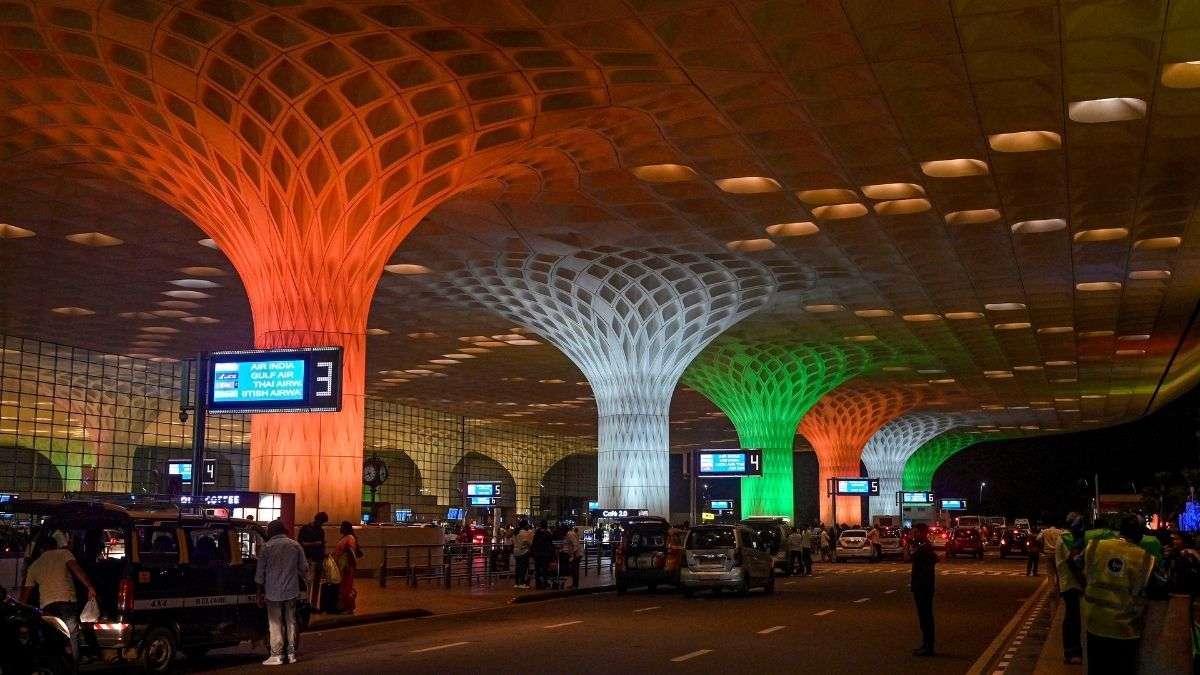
<box><xmin>784</xmin><ymin>580</ymin><xmax>796</xmax><ymax>585</ymax></box>
<box><xmin>543</xmin><ymin>620</ymin><xmax>583</xmax><ymax>629</ymax></box>
<box><xmin>814</xmin><ymin>609</ymin><xmax>835</xmax><ymax>616</ymax></box>
<box><xmin>411</xmin><ymin>641</ymin><xmax>470</xmax><ymax>653</ymax></box>
<box><xmin>853</xmin><ymin>597</ymin><xmax>870</xmax><ymax>603</ymax></box>
<box><xmin>671</xmin><ymin>650</ymin><xmax>712</xmax><ymax>662</ymax></box>
<box><xmin>884</xmin><ymin>589</ymin><xmax>896</xmax><ymax>594</ymax></box>
<box><xmin>633</xmin><ymin>606</ymin><xmax>661</xmax><ymax>613</ymax></box>
<box><xmin>757</xmin><ymin>625</ymin><xmax>786</xmax><ymax>634</ymax></box>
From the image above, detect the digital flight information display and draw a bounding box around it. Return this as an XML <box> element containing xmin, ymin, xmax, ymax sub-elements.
<box><xmin>696</xmin><ymin>449</ymin><xmax>763</xmax><ymax>477</ymax></box>
<box><xmin>940</xmin><ymin>499</ymin><xmax>967</xmax><ymax>510</ymax></box>
<box><xmin>206</xmin><ymin>347</ymin><xmax>342</xmax><ymax>414</ymax></box>
<box><xmin>901</xmin><ymin>491</ymin><xmax>934</xmax><ymax>504</ymax></box>
<box><xmin>833</xmin><ymin>477</ymin><xmax>881</xmax><ymax>495</ymax></box>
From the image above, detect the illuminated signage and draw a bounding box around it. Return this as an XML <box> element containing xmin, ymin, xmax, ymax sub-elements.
<box><xmin>832</xmin><ymin>478</ymin><xmax>881</xmax><ymax>496</ymax></box>
<box><xmin>394</xmin><ymin>509</ymin><xmax>413</xmax><ymax>523</ymax></box>
<box><xmin>707</xmin><ymin>499</ymin><xmax>735</xmax><ymax>511</ymax></box>
<box><xmin>587</xmin><ymin>501</ymin><xmax>600</xmax><ymax>511</ymax></box>
<box><xmin>0</xmin><ymin>493</ymin><xmax>16</xmax><ymax>503</ymax></box>
<box><xmin>207</xmin><ymin>347</ymin><xmax>342</xmax><ymax>414</ymax></box>
<box><xmin>466</xmin><ymin>481</ymin><xmax>502</xmax><ymax>497</ymax></box>
<box><xmin>901</xmin><ymin>491</ymin><xmax>934</xmax><ymax>504</ymax></box>
<box><xmin>696</xmin><ymin>449</ymin><xmax>763</xmax><ymax>477</ymax></box>
<box><xmin>446</xmin><ymin>507</ymin><xmax>465</xmax><ymax>520</ymax></box>
<box><xmin>168</xmin><ymin>459</ymin><xmax>215</xmax><ymax>485</ymax></box>
<box><xmin>469</xmin><ymin>496</ymin><xmax>499</xmax><ymax>506</ymax></box>
<box><xmin>179</xmin><ymin>493</ymin><xmax>243</xmax><ymax>507</ymax></box>
<box><xmin>589</xmin><ymin>508</ymin><xmax>651</xmax><ymax>519</ymax></box>
<box><xmin>939</xmin><ymin>498</ymin><xmax>967</xmax><ymax>510</ymax></box>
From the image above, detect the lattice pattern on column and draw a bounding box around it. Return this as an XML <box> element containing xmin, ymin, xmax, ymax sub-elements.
<box><xmin>799</xmin><ymin>383</ymin><xmax>929</xmax><ymax>526</ymax></box>
<box><xmin>430</xmin><ymin>247</ymin><xmax>776</xmax><ymax>517</ymax></box>
<box><xmin>862</xmin><ymin>413</ymin><xmax>971</xmax><ymax>517</ymax></box>
<box><xmin>901</xmin><ymin>432</ymin><xmax>991</xmax><ymax>492</ymax></box>
<box><xmin>683</xmin><ymin>340</ymin><xmax>889</xmax><ymax>521</ymax></box>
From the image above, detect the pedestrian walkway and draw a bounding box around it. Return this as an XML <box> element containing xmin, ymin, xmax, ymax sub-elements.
<box><xmin>818</xmin><ymin>563</ymin><xmax>1027</xmax><ymax>577</ymax></box>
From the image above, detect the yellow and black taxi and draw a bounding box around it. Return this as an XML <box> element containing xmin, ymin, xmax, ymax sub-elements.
<box><xmin>5</xmin><ymin>499</ymin><xmax>291</xmax><ymax>673</ymax></box>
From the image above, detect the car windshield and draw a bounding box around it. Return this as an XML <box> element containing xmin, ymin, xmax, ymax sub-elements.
<box><xmin>744</xmin><ymin>523</ymin><xmax>782</xmax><ymax>548</ymax></box>
<box><xmin>957</xmin><ymin>529</ymin><xmax>978</xmax><ymax>538</ymax></box>
<box><xmin>687</xmin><ymin>528</ymin><xmax>736</xmax><ymax>549</ymax></box>
<box><xmin>626</xmin><ymin>526</ymin><xmax>668</xmax><ymax>551</ymax></box>
<box><xmin>842</xmin><ymin>530</ymin><xmax>866</xmax><ymax>538</ymax></box>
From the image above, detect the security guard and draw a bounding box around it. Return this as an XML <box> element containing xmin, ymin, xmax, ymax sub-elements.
<box><xmin>1082</xmin><ymin>513</ymin><xmax>1156</xmax><ymax>672</ymax></box>
<box><xmin>1055</xmin><ymin>515</ymin><xmax>1086</xmax><ymax>664</ymax></box>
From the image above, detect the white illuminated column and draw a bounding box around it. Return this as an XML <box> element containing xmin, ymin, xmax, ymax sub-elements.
<box><xmin>433</xmin><ymin>247</ymin><xmax>775</xmax><ymax>517</ymax></box>
<box><xmin>861</xmin><ymin>413</ymin><xmax>968</xmax><ymax>517</ymax></box>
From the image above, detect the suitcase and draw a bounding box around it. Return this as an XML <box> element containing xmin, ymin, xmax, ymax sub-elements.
<box><xmin>319</xmin><ymin>583</ymin><xmax>341</xmax><ymax>613</ymax></box>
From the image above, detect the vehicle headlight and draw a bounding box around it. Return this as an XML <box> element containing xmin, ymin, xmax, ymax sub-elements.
<box><xmin>41</xmin><ymin>614</ymin><xmax>71</xmax><ymax>639</ymax></box>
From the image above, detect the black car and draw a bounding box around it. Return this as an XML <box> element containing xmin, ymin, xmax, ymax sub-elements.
<box><xmin>5</xmin><ymin>499</ymin><xmax>290</xmax><ymax>673</ymax></box>
<box><xmin>999</xmin><ymin>528</ymin><xmax>1031</xmax><ymax>558</ymax></box>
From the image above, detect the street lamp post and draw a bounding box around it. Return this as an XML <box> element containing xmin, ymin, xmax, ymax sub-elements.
<box><xmin>979</xmin><ymin>481</ymin><xmax>987</xmax><ymax>507</ymax></box>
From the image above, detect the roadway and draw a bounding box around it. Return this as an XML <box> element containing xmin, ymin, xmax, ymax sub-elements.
<box><xmin>183</xmin><ymin>555</ymin><xmax>1047</xmax><ymax>674</ymax></box>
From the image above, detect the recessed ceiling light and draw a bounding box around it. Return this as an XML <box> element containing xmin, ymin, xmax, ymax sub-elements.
<box><xmin>475</xmin><ymin>341</ymin><xmax>509</xmax><ymax>347</ymax></box>
<box><xmin>1079</xmin><ymin>330</ymin><xmax>1115</xmax><ymax>338</ymax></box>
<box><xmin>944</xmin><ymin>209</ymin><xmax>1001</xmax><ymax>225</ymax></box>
<box><xmin>366</xmin><ymin>328</ymin><xmax>390</xmax><ymax>335</ymax></box>
<box><xmin>66</xmin><ymin>232</ymin><xmax>123</xmax><ymax>247</ymax></box>
<box><xmin>844</xmin><ymin>335</ymin><xmax>877</xmax><ymax>342</ymax></box>
<box><xmin>181</xmin><ymin>316</ymin><xmax>220</xmax><ymax>324</ymax></box>
<box><xmin>1013</xmin><ymin>365</ymin><xmax>1043</xmax><ymax>371</ymax></box>
<box><xmin>929</xmin><ymin>378</ymin><xmax>956</xmax><ymax>384</ymax></box>
<box><xmin>920</xmin><ymin>158</ymin><xmax>988</xmax><ymax>178</ymax></box>
<box><xmin>903</xmin><ymin>313</ymin><xmax>941</xmax><ymax>322</ymax></box>
<box><xmin>860</xmin><ymin>183</ymin><xmax>925</xmax><ymax>200</ymax></box>
<box><xmin>765</xmin><ymin>222</ymin><xmax>819</xmax><ymax>237</ymax></box>
<box><xmin>1076</xmin><ymin>281</ymin><xmax>1122</xmax><ymax>292</ymax></box>
<box><xmin>725</xmin><ymin>238</ymin><xmax>776</xmax><ymax>253</ymax></box>
<box><xmin>158</xmin><ymin>300</ymin><xmax>200</xmax><ymax>309</ymax></box>
<box><xmin>630</xmin><ymin>164</ymin><xmax>698</xmax><ymax>183</ymax></box>
<box><xmin>1162</xmin><ymin>62</ymin><xmax>1200</xmax><ymax>89</ymax></box>
<box><xmin>984</xmin><ymin>371</ymin><xmax>1014</xmax><ymax>378</ymax></box>
<box><xmin>538</xmin><ymin>379</ymin><xmax>565</xmax><ymax>384</ymax></box>
<box><xmin>1133</xmin><ymin>236</ymin><xmax>1181</xmax><ymax>250</ymax></box>
<box><xmin>714</xmin><ymin>176</ymin><xmax>781</xmax><ymax>194</ymax></box>
<box><xmin>797</xmin><ymin>188</ymin><xmax>858</xmax><ymax>205</ymax></box>
<box><xmin>1129</xmin><ymin>270</ymin><xmax>1171</xmax><ymax>281</ymax></box>
<box><xmin>1073</xmin><ymin>228</ymin><xmax>1128</xmax><ymax>243</ymax></box>
<box><xmin>985</xmin><ymin>302</ymin><xmax>1026</xmax><ymax>311</ymax></box>
<box><xmin>1068</xmin><ymin>98</ymin><xmax>1147</xmax><ymax>123</ymax></box>
<box><xmin>506</xmin><ymin>339</ymin><xmax>541</xmax><ymax>346</ymax></box>
<box><xmin>1037</xmin><ymin>326</ymin><xmax>1074</xmax><ymax>334</ymax></box>
<box><xmin>408</xmin><ymin>332</ymin><xmax>440</xmax><ymax>339</ymax></box>
<box><xmin>994</xmin><ymin>322</ymin><xmax>1031</xmax><ymax>330</ymax></box>
<box><xmin>988</xmin><ymin>130</ymin><xmax>1062</xmax><ymax>152</ymax></box>
<box><xmin>804</xmin><ymin>304</ymin><xmax>844</xmax><ymax>313</ymax></box>
<box><xmin>404</xmin><ymin>369</ymin><xmax>433</xmax><ymax>375</ymax></box>
<box><xmin>384</xmin><ymin>263</ymin><xmax>433</xmax><ymax>275</ymax></box>
<box><xmin>854</xmin><ymin>309</ymin><xmax>893</xmax><ymax>318</ymax></box>
<box><xmin>162</xmin><ymin>290</ymin><xmax>211</xmax><ymax>299</ymax></box>
<box><xmin>0</xmin><ymin>223</ymin><xmax>35</xmax><ymax>238</ymax></box>
<box><xmin>198</xmin><ymin>238</ymin><xmax>219</xmax><ymax>249</ymax></box>
<box><xmin>170</xmin><ymin>278</ymin><xmax>221</xmax><ymax>289</ymax></box>
<box><xmin>429</xmin><ymin>359</ymin><xmax>459</xmax><ymax>365</ymax></box>
<box><xmin>1011</xmin><ymin>219</ymin><xmax>1066</xmax><ymax>234</ymax></box>
<box><xmin>50</xmin><ymin>306</ymin><xmax>94</xmax><ymax>316</ymax></box>
<box><xmin>945</xmin><ymin>311</ymin><xmax>984</xmax><ymax>320</ymax></box>
<box><xmin>1117</xmin><ymin>334</ymin><xmax>1150</xmax><ymax>342</ymax></box>
<box><xmin>882</xmin><ymin>366</ymin><xmax>911</xmax><ymax>372</ymax></box>
<box><xmin>812</xmin><ymin>203</ymin><xmax>868</xmax><ymax>220</ymax></box>
<box><xmin>1116</xmin><ymin>349</ymin><xmax>1146</xmax><ymax>356</ymax></box>
<box><xmin>458</xmin><ymin>347</ymin><xmax>490</xmax><ymax>354</ymax></box>
<box><xmin>177</xmin><ymin>266</ymin><xmax>226</xmax><ymax>276</ymax></box>
<box><xmin>152</xmin><ymin>309</ymin><xmax>190</xmax><ymax>318</ymax></box>
<box><xmin>140</xmin><ymin>326</ymin><xmax>179</xmax><ymax>334</ymax></box>
<box><xmin>1053</xmin><ymin>378</ymin><xmax>1078</xmax><ymax>383</ymax></box>
<box><xmin>874</xmin><ymin>198</ymin><xmax>931</xmax><ymax>215</ymax></box>
<box><xmin>1046</xmin><ymin>360</ymin><xmax>1077</xmax><ymax>367</ymax></box>
<box><xmin>443</xmin><ymin>353</ymin><xmax>477</xmax><ymax>359</ymax></box>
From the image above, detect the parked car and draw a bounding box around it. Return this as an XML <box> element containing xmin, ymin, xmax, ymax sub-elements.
<box><xmin>999</xmin><ymin>528</ymin><xmax>1031</xmax><ymax>558</ymax></box>
<box><xmin>614</xmin><ymin>517</ymin><xmax>680</xmax><ymax>593</ymax></box>
<box><xmin>929</xmin><ymin>526</ymin><xmax>951</xmax><ymax>550</ymax></box>
<box><xmin>680</xmin><ymin>525</ymin><xmax>774</xmax><ymax>597</ymax></box>
<box><xmin>834</xmin><ymin>529</ymin><xmax>876</xmax><ymax>562</ymax></box>
<box><xmin>946</xmin><ymin>527</ymin><xmax>985</xmax><ymax>559</ymax></box>
<box><xmin>740</xmin><ymin>517</ymin><xmax>792</xmax><ymax>575</ymax></box>
<box><xmin>4</xmin><ymin>499</ymin><xmax>284</xmax><ymax>673</ymax></box>
<box><xmin>878</xmin><ymin>527</ymin><xmax>903</xmax><ymax>558</ymax></box>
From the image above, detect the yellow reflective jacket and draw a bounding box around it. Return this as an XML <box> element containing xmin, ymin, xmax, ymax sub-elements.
<box><xmin>1083</xmin><ymin>537</ymin><xmax>1155</xmax><ymax>639</ymax></box>
<box><xmin>1055</xmin><ymin>533</ymin><xmax>1083</xmax><ymax>593</ymax></box>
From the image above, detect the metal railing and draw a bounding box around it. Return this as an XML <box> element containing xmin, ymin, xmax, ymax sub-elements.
<box><xmin>377</xmin><ymin>541</ymin><xmax>615</xmax><ymax>588</ymax></box>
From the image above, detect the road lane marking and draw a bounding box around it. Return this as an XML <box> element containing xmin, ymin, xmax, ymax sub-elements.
<box><xmin>633</xmin><ymin>606</ymin><xmax>661</xmax><ymax>613</ymax></box>
<box><xmin>884</xmin><ymin>589</ymin><xmax>896</xmax><ymax>594</ymax></box>
<box><xmin>853</xmin><ymin>597</ymin><xmax>870</xmax><ymax>603</ymax></box>
<box><xmin>411</xmin><ymin>641</ymin><xmax>470</xmax><ymax>653</ymax></box>
<box><xmin>543</xmin><ymin>620</ymin><xmax>583</xmax><ymax>629</ymax></box>
<box><xmin>757</xmin><ymin>625</ymin><xmax>786</xmax><ymax>634</ymax></box>
<box><xmin>671</xmin><ymin>650</ymin><xmax>712</xmax><ymax>662</ymax></box>
<box><xmin>814</xmin><ymin>609</ymin><xmax>835</xmax><ymax>616</ymax></box>
<box><xmin>784</xmin><ymin>580</ymin><xmax>796</xmax><ymax>585</ymax></box>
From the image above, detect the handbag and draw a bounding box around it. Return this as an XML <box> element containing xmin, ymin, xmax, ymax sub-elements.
<box><xmin>79</xmin><ymin>597</ymin><xmax>100</xmax><ymax>623</ymax></box>
<box><xmin>322</xmin><ymin>554</ymin><xmax>342</xmax><ymax>585</ymax></box>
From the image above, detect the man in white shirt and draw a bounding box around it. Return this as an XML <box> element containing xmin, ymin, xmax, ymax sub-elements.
<box><xmin>513</xmin><ymin>520</ymin><xmax>533</xmax><ymax>588</ymax></box>
<box><xmin>564</xmin><ymin>526</ymin><xmax>584</xmax><ymax>588</ymax></box>
<box><xmin>21</xmin><ymin>531</ymin><xmax>97</xmax><ymax>658</ymax></box>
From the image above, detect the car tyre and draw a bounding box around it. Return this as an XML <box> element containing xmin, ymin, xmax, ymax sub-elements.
<box><xmin>140</xmin><ymin>626</ymin><xmax>177</xmax><ymax>674</ymax></box>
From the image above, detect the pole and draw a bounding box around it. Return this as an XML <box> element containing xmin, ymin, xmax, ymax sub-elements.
<box><xmin>190</xmin><ymin>352</ymin><xmax>208</xmax><ymax>498</ymax></box>
<box><xmin>1094</xmin><ymin>472</ymin><xmax>1100</xmax><ymax>524</ymax></box>
<box><xmin>688</xmin><ymin>451</ymin><xmax>697</xmax><ymax>526</ymax></box>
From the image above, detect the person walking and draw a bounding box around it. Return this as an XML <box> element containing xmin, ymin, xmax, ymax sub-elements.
<box><xmin>20</xmin><ymin>531</ymin><xmax>97</xmax><ymax>660</ymax></box>
<box><xmin>787</xmin><ymin>526</ymin><xmax>806</xmax><ymax>575</ymax></box>
<box><xmin>256</xmin><ymin>520</ymin><xmax>307</xmax><ymax>666</ymax></box>
<box><xmin>531</xmin><ymin>520</ymin><xmax>555</xmax><ymax>589</ymax></box>
<box><xmin>819</xmin><ymin>526</ymin><xmax>832</xmax><ymax>562</ymax></box>
<box><xmin>1055</xmin><ymin>514</ymin><xmax>1086</xmax><ymax>665</ymax></box>
<box><xmin>867</xmin><ymin>525</ymin><xmax>883</xmax><ymax>562</ymax></box>
<box><xmin>333</xmin><ymin>521</ymin><xmax>361</xmax><ymax>614</ymax></box>
<box><xmin>1082</xmin><ymin>514</ymin><xmax>1156</xmax><ymax>672</ymax></box>
<box><xmin>1026</xmin><ymin>526</ymin><xmax>1043</xmax><ymax>576</ymax></box>
<box><xmin>908</xmin><ymin>522</ymin><xmax>939</xmax><ymax>657</ymax></box>
<box><xmin>565</xmin><ymin>525</ymin><xmax>583</xmax><ymax>589</ymax></box>
<box><xmin>513</xmin><ymin>520</ymin><xmax>533</xmax><ymax>588</ymax></box>
<box><xmin>297</xmin><ymin>511</ymin><xmax>328</xmax><ymax>610</ymax></box>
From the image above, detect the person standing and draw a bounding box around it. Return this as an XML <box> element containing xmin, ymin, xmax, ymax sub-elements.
<box><xmin>787</xmin><ymin>527</ymin><xmax>806</xmax><ymax>575</ymax></box>
<box><xmin>1026</xmin><ymin>527</ymin><xmax>1043</xmax><ymax>576</ymax></box>
<box><xmin>20</xmin><ymin>531</ymin><xmax>97</xmax><ymax>660</ymax></box>
<box><xmin>819</xmin><ymin>526</ymin><xmax>832</xmax><ymax>562</ymax></box>
<box><xmin>297</xmin><ymin>512</ymin><xmax>328</xmax><ymax>610</ymax></box>
<box><xmin>531</xmin><ymin>520</ymin><xmax>555</xmax><ymax>590</ymax></box>
<box><xmin>333</xmin><ymin>521</ymin><xmax>360</xmax><ymax>614</ymax></box>
<box><xmin>908</xmin><ymin>522</ymin><xmax>939</xmax><ymax>657</ymax></box>
<box><xmin>1055</xmin><ymin>515</ymin><xmax>1086</xmax><ymax>665</ymax></box>
<box><xmin>513</xmin><ymin>520</ymin><xmax>533</xmax><ymax>588</ymax></box>
<box><xmin>1082</xmin><ymin>514</ymin><xmax>1156</xmax><ymax>672</ymax></box>
<box><xmin>565</xmin><ymin>525</ymin><xmax>583</xmax><ymax>589</ymax></box>
<box><xmin>867</xmin><ymin>525</ymin><xmax>882</xmax><ymax>562</ymax></box>
<box><xmin>255</xmin><ymin>520</ymin><xmax>307</xmax><ymax>666</ymax></box>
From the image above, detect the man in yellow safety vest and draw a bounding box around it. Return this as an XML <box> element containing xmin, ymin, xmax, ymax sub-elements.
<box><xmin>1082</xmin><ymin>513</ymin><xmax>1156</xmax><ymax>672</ymax></box>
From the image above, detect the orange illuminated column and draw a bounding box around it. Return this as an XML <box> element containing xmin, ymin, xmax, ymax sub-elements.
<box><xmin>799</xmin><ymin>384</ymin><xmax>927</xmax><ymax>525</ymax></box>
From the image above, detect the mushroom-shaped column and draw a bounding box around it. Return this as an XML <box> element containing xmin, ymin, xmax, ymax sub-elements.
<box><xmin>902</xmin><ymin>431</ymin><xmax>992</xmax><ymax>492</ymax></box>
<box><xmin>861</xmin><ymin>413</ymin><xmax>968</xmax><ymax>517</ymax></box>
<box><xmin>799</xmin><ymin>384</ymin><xmax>926</xmax><ymax>525</ymax></box>
<box><xmin>683</xmin><ymin>341</ymin><xmax>882</xmax><ymax>521</ymax></box>
<box><xmin>434</xmin><ymin>247</ymin><xmax>774</xmax><ymax>517</ymax></box>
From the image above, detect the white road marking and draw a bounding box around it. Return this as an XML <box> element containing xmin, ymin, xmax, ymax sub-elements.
<box><xmin>757</xmin><ymin>625</ymin><xmax>786</xmax><ymax>634</ymax></box>
<box><xmin>411</xmin><ymin>641</ymin><xmax>470</xmax><ymax>653</ymax></box>
<box><xmin>814</xmin><ymin>609</ymin><xmax>835</xmax><ymax>616</ymax></box>
<box><xmin>671</xmin><ymin>650</ymin><xmax>712</xmax><ymax>662</ymax></box>
<box><xmin>784</xmin><ymin>580</ymin><xmax>796</xmax><ymax>585</ymax></box>
<box><xmin>853</xmin><ymin>597</ymin><xmax>870</xmax><ymax>603</ymax></box>
<box><xmin>543</xmin><ymin>620</ymin><xmax>583</xmax><ymax>629</ymax></box>
<box><xmin>884</xmin><ymin>589</ymin><xmax>896</xmax><ymax>594</ymax></box>
<box><xmin>633</xmin><ymin>606</ymin><xmax>661</xmax><ymax>613</ymax></box>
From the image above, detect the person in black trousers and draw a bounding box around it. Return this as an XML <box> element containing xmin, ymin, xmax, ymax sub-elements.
<box><xmin>530</xmin><ymin>520</ymin><xmax>555</xmax><ymax>589</ymax></box>
<box><xmin>1025</xmin><ymin>527</ymin><xmax>1042</xmax><ymax>576</ymax></box>
<box><xmin>909</xmin><ymin>522</ymin><xmax>939</xmax><ymax>657</ymax></box>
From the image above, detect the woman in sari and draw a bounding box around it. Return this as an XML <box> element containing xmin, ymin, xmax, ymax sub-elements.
<box><xmin>334</xmin><ymin>521</ymin><xmax>359</xmax><ymax>613</ymax></box>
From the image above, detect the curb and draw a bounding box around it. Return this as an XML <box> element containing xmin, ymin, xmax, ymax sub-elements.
<box><xmin>508</xmin><ymin>584</ymin><xmax>617</xmax><ymax>604</ymax></box>
<box><xmin>305</xmin><ymin>608</ymin><xmax>432</xmax><ymax>631</ymax></box>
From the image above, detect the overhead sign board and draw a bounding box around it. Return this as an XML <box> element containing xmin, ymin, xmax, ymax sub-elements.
<box><xmin>831</xmin><ymin>477</ymin><xmax>881</xmax><ymax>496</ymax></box>
<box><xmin>207</xmin><ymin>347</ymin><xmax>342</xmax><ymax>414</ymax></box>
<box><xmin>901</xmin><ymin>491</ymin><xmax>934</xmax><ymax>504</ymax></box>
<box><xmin>696</xmin><ymin>449</ymin><xmax>763</xmax><ymax>477</ymax></box>
<box><xmin>589</xmin><ymin>508</ymin><xmax>650</xmax><ymax>519</ymax></box>
<box><xmin>168</xmin><ymin>459</ymin><xmax>216</xmax><ymax>485</ymax></box>
<box><xmin>939</xmin><ymin>498</ymin><xmax>967</xmax><ymax>510</ymax></box>
<box><xmin>707</xmin><ymin>499</ymin><xmax>735</xmax><ymax>511</ymax></box>
<box><xmin>466</xmin><ymin>481</ymin><xmax>502</xmax><ymax>497</ymax></box>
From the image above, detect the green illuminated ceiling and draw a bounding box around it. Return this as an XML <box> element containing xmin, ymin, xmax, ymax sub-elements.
<box><xmin>902</xmin><ymin>431</ymin><xmax>990</xmax><ymax>492</ymax></box>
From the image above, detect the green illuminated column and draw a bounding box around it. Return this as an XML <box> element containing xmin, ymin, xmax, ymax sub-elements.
<box><xmin>901</xmin><ymin>432</ymin><xmax>988</xmax><ymax>492</ymax></box>
<box><xmin>683</xmin><ymin>340</ymin><xmax>882</xmax><ymax>522</ymax></box>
